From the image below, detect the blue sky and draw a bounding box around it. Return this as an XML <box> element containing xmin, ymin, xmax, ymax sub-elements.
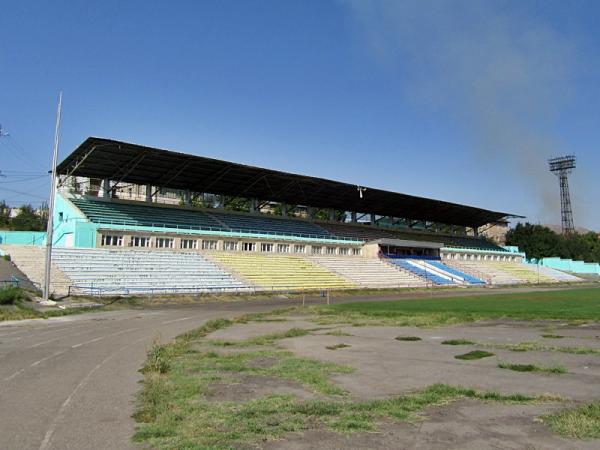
<box><xmin>1</xmin><ymin>0</ymin><xmax>598</xmax><ymax>229</ymax></box>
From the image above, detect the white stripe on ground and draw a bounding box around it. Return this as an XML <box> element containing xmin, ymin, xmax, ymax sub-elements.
<box><xmin>161</xmin><ymin>317</ymin><xmax>191</xmax><ymax>325</ymax></box>
<box><xmin>30</xmin><ymin>351</ymin><xmax>68</xmax><ymax>367</ymax></box>
<box><xmin>2</xmin><ymin>368</ymin><xmax>24</xmax><ymax>382</ymax></box>
<box><xmin>71</xmin><ymin>328</ymin><xmax>139</xmax><ymax>349</ymax></box>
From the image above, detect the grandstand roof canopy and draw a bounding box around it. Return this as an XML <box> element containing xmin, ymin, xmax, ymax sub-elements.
<box><xmin>57</xmin><ymin>137</ymin><xmax>521</xmax><ymax>227</ymax></box>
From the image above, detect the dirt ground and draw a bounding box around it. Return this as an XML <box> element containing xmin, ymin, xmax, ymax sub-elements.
<box><xmin>205</xmin><ymin>316</ymin><xmax>600</xmax><ymax>449</ymax></box>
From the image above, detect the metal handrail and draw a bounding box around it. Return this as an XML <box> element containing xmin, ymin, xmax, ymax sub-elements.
<box><xmin>85</xmin><ymin>218</ymin><xmax>363</xmax><ymax>243</ymax></box>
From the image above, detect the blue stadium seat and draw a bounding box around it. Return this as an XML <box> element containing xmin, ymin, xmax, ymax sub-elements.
<box><xmin>386</xmin><ymin>257</ymin><xmax>454</xmax><ymax>285</ymax></box>
<box><xmin>427</xmin><ymin>260</ymin><xmax>485</xmax><ymax>285</ymax></box>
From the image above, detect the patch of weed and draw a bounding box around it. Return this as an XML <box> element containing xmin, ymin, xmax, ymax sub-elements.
<box><xmin>542</xmin><ymin>334</ymin><xmax>565</xmax><ymax>339</ymax></box>
<box><xmin>486</xmin><ymin>341</ymin><xmax>600</xmax><ymax>356</ymax></box>
<box><xmin>442</xmin><ymin>339</ymin><xmax>475</xmax><ymax>345</ymax></box>
<box><xmin>395</xmin><ymin>336</ymin><xmax>422</xmax><ymax>341</ymax></box>
<box><xmin>498</xmin><ymin>362</ymin><xmax>567</xmax><ymax>374</ymax></box>
<box><xmin>208</xmin><ymin>328</ymin><xmax>309</xmax><ymax>348</ymax></box>
<box><xmin>543</xmin><ymin>402</ymin><xmax>600</xmax><ymax>439</ymax></box>
<box><xmin>326</xmin><ymin>343</ymin><xmax>351</xmax><ymax>351</ymax></box>
<box><xmin>324</xmin><ymin>330</ymin><xmax>353</xmax><ymax>337</ymax></box>
<box><xmin>0</xmin><ymin>286</ymin><xmax>25</xmax><ymax>305</ymax></box>
<box><xmin>455</xmin><ymin>350</ymin><xmax>495</xmax><ymax>360</ymax></box>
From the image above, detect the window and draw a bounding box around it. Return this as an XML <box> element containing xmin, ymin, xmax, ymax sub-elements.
<box><xmin>58</xmin><ymin>212</ymin><xmax>64</xmax><ymax>222</ymax></box>
<box><xmin>261</xmin><ymin>243</ymin><xmax>274</xmax><ymax>252</ymax></box>
<box><xmin>277</xmin><ymin>244</ymin><xmax>290</xmax><ymax>253</ymax></box>
<box><xmin>156</xmin><ymin>237</ymin><xmax>174</xmax><ymax>249</ymax></box>
<box><xmin>339</xmin><ymin>247</ymin><xmax>349</xmax><ymax>256</ymax></box>
<box><xmin>102</xmin><ymin>235</ymin><xmax>123</xmax><ymax>246</ymax></box>
<box><xmin>131</xmin><ymin>236</ymin><xmax>151</xmax><ymax>247</ymax></box>
<box><xmin>223</xmin><ymin>241</ymin><xmax>238</xmax><ymax>251</ymax></box>
<box><xmin>352</xmin><ymin>248</ymin><xmax>361</xmax><ymax>256</ymax></box>
<box><xmin>242</xmin><ymin>242</ymin><xmax>255</xmax><ymax>252</ymax></box>
<box><xmin>202</xmin><ymin>240</ymin><xmax>218</xmax><ymax>250</ymax></box>
<box><xmin>294</xmin><ymin>244</ymin><xmax>306</xmax><ymax>254</ymax></box>
<box><xmin>180</xmin><ymin>239</ymin><xmax>198</xmax><ymax>250</ymax></box>
<box><xmin>311</xmin><ymin>246</ymin><xmax>322</xmax><ymax>255</ymax></box>
<box><xmin>326</xmin><ymin>247</ymin><xmax>336</xmax><ymax>255</ymax></box>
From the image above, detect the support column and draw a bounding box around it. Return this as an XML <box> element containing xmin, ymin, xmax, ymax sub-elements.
<box><xmin>145</xmin><ymin>184</ymin><xmax>152</xmax><ymax>202</ymax></box>
<box><xmin>184</xmin><ymin>189</ymin><xmax>192</xmax><ymax>206</ymax></box>
<box><xmin>281</xmin><ymin>203</ymin><xmax>288</xmax><ymax>217</ymax></box>
<box><xmin>472</xmin><ymin>226</ymin><xmax>479</xmax><ymax>237</ymax></box>
<box><xmin>100</xmin><ymin>178</ymin><xmax>110</xmax><ymax>198</ymax></box>
<box><xmin>370</xmin><ymin>213</ymin><xmax>376</xmax><ymax>224</ymax></box>
<box><xmin>307</xmin><ymin>206</ymin><xmax>315</xmax><ymax>220</ymax></box>
<box><xmin>351</xmin><ymin>211</ymin><xmax>357</xmax><ymax>223</ymax></box>
<box><xmin>250</xmin><ymin>198</ymin><xmax>258</xmax><ymax>213</ymax></box>
<box><xmin>329</xmin><ymin>209</ymin><xmax>336</xmax><ymax>221</ymax></box>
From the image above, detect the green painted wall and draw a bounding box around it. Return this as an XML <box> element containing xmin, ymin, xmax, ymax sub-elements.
<box><xmin>52</xmin><ymin>193</ymin><xmax>97</xmax><ymax>248</ymax></box>
<box><xmin>0</xmin><ymin>231</ymin><xmax>46</xmax><ymax>246</ymax></box>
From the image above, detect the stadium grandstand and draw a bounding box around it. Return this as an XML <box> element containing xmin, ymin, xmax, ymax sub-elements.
<box><xmin>0</xmin><ymin>137</ymin><xmax>584</xmax><ymax>295</ymax></box>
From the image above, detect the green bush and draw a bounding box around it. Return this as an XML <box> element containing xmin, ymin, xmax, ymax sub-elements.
<box><xmin>0</xmin><ymin>286</ymin><xmax>25</xmax><ymax>305</ymax></box>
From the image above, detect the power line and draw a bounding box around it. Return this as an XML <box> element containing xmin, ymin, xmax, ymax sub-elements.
<box><xmin>0</xmin><ymin>127</ymin><xmax>48</xmax><ymax>170</ymax></box>
<box><xmin>0</xmin><ymin>185</ymin><xmax>49</xmax><ymax>200</ymax></box>
<box><xmin>0</xmin><ymin>175</ymin><xmax>49</xmax><ymax>184</ymax></box>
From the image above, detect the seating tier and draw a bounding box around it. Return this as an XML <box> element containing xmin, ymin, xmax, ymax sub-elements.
<box><xmin>209</xmin><ymin>211</ymin><xmax>332</xmax><ymax>238</ymax></box>
<box><xmin>487</xmin><ymin>262</ymin><xmax>555</xmax><ymax>283</ymax></box>
<box><xmin>308</xmin><ymin>256</ymin><xmax>425</xmax><ymax>288</ymax></box>
<box><xmin>71</xmin><ymin>198</ymin><xmax>222</xmax><ymax>230</ymax></box>
<box><xmin>51</xmin><ymin>248</ymin><xmax>249</xmax><ymax>294</ymax></box>
<box><xmin>426</xmin><ymin>260</ymin><xmax>485</xmax><ymax>285</ymax></box>
<box><xmin>208</xmin><ymin>252</ymin><xmax>354</xmax><ymax>290</ymax></box>
<box><xmin>385</xmin><ymin>257</ymin><xmax>455</xmax><ymax>285</ymax></box>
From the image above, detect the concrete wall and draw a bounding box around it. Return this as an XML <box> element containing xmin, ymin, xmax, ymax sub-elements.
<box><xmin>0</xmin><ymin>231</ymin><xmax>46</xmax><ymax>246</ymax></box>
<box><xmin>53</xmin><ymin>193</ymin><xmax>97</xmax><ymax>248</ymax></box>
<box><xmin>540</xmin><ymin>257</ymin><xmax>600</xmax><ymax>275</ymax></box>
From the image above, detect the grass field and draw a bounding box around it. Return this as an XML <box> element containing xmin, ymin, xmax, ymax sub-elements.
<box><xmin>133</xmin><ymin>318</ymin><xmax>555</xmax><ymax>449</ymax></box>
<box><xmin>133</xmin><ymin>287</ymin><xmax>600</xmax><ymax>448</ymax></box>
<box><xmin>324</xmin><ymin>287</ymin><xmax>600</xmax><ymax>324</ymax></box>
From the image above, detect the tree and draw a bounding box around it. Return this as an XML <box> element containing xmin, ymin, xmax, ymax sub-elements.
<box><xmin>506</xmin><ymin>222</ymin><xmax>600</xmax><ymax>263</ymax></box>
<box><xmin>0</xmin><ymin>201</ymin><xmax>10</xmax><ymax>228</ymax></box>
<box><xmin>10</xmin><ymin>204</ymin><xmax>46</xmax><ymax>231</ymax></box>
<box><xmin>222</xmin><ymin>196</ymin><xmax>250</xmax><ymax>212</ymax></box>
<box><xmin>314</xmin><ymin>209</ymin><xmax>347</xmax><ymax>222</ymax></box>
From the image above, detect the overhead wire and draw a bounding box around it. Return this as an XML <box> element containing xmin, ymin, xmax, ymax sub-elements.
<box><xmin>0</xmin><ymin>128</ymin><xmax>48</xmax><ymax>171</ymax></box>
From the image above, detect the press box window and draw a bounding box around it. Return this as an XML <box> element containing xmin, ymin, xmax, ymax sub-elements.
<box><xmin>223</xmin><ymin>241</ymin><xmax>238</xmax><ymax>251</ymax></box>
<box><xmin>294</xmin><ymin>245</ymin><xmax>306</xmax><ymax>254</ymax></box>
<box><xmin>101</xmin><ymin>235</ymin><xmax>123</xmax><ymax>246</ymax></box>
<box><xmin>180</xmin><ymin>239</ymin><xmax>198</xmax><ymax>249</ymax></box>
<box><xmin>156</xmin><ymin>238</ymin><xmax>174</xmax><ymax>248</ymax></box>
<box><xmin>242</xmin><ymin>242</ymin><xmax>255</xmax><ymax>252</ymax></box>
<box><xmin>277</xmin><ymin>244</ymin><xmax>290</xmax><ymax>253</ymax></box>
<box><xmin>261</xmin><ymin>243</ymin><xmax>274</xmax><ymax>252</ymax></box>
<box><xmin>326</xmin><ymin>247</ymin><xmax>336</xmax><ymax>255</ymax></box>
<box><xmin>311</xmin><ymin>246</ymin><xmax>322</xmax><ymax>254</ymax></box>
<box><xmin>131</xmin><ymin>236</ymin><xmax>151</xmax><ymax>247</ymax></box>
<box><xmin>202</xmin><ymin>240</ymin><xmax>218</xmax><ymax>250</ymax></box>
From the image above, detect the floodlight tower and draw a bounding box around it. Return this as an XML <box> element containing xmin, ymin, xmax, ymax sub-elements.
<box><xmin>548</xmin><ymin>155</ymin><xmax>576</xmax><ymax>235</ymax></box>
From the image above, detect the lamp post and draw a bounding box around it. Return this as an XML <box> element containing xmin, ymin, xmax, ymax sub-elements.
<box><xmin>43</xmin><ymin>92</ymin><xmax>62</xmax><ymax>301</ymax></box>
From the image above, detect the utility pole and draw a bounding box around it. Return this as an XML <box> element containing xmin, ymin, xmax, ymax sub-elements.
<box><xmin>43</xmin><ymin>92</ymin><xmax>62</xmax><ymax>301</ymax></box>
